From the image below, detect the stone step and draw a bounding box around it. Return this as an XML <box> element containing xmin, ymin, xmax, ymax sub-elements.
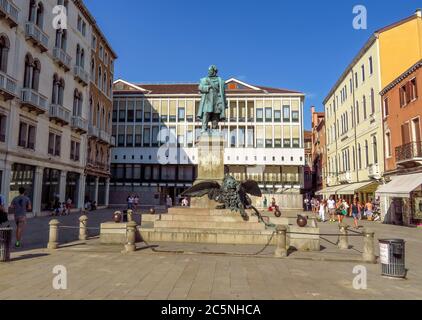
<box><xmin>159</xmin><ymin>214</ymin><xmax>259</xmax><ymax>223</ymax></box>
<box><xmin>139</xmin><ymin>227</ymin><xmax>277</xmax><ymax>245</ymax></box>
<box><xmin>153</xmin><ymin>220</ymin><xmax>266</xmax><ymax>231</ymax></box>
<box><xmin>168</xmin><ymin>208</ymin><xmax>247</xmax><ymax>216</ymax></box>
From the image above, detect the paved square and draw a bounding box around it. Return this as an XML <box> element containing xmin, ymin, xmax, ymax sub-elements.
<box><xmin>1</xmin><ymin>209</ymin><xmax>421</xmax><ymax>300</ymax></box>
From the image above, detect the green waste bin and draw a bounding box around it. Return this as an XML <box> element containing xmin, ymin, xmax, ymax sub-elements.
<box><xmin>379</xmin><ymin>239</ymin><xmax>406</xmax><ymax>279</ymax></box>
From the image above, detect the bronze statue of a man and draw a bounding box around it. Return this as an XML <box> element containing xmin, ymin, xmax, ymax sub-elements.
<box><xmin>197</xmin><ymin>65</ymin><xmax>227</xmax><ymax>133</ymax></box>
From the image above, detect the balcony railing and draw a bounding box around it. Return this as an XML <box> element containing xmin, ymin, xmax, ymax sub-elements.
<box><xmin>0</xmin><ymin>70</ymin><xmax>17</xmax><ymax>100</ymax></box>
<box><xmin>339</xmin><ymin>171</ymin><xmax>352</xmax><ymax>184</ymax></box>
<box><xmin>25</xmin><ymin>22</ymin><xmax>49</xmax><ymax>52</ymax></box>
<box><xmin>368</xmin><ymin>163</ymin><xmax>380</xmax><ymax>179</ymax></box>
<box><xmin>396</xmin><ymin>141</ymin><xmax>422</xmax><ymax>164</ymax></box>
<box><xmin>49</xmin><ymin>104</ymin><xmax>70</xmax><ymax>125</ymax></box>
<box><xmin>99</xmin><ymin>130</ymin><xmax>111</xmax><ymax>144</ymax></box>
<box><xmin>71</xmin><ymin>116</ymin><xmax>88</xmax><ymax>133</ymax></box>
<box><xmin>53</xmin><ymin>47</ymin><xmax>72</xmax><ymax>71</ymax></box>
<box><xmin>88</xmin><ymin>125</ymin><xmax>100</xmax><ymax>138</ymax></box>
<box><xmin>0</xmin><ymin>0</ymin><xmax>19</xmax><ymax>27</ymax></box>
<box><xmin>21</xmin><ymin>88</ymin><xmax>48</xmax><ymax>114</ymax></box>
<box><xmin>73</xmin><ymin>65</ymin><xmax>89</xmax><ymax>86</ymax></box>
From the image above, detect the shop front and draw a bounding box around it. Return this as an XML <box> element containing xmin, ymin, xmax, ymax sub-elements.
<box><xmin>66</xmin><ymin>172</ymin><xmax>80</xmax><ymax>207</ymax></box>
<box><xmin>10</xmin><ymin>164</ymin><xmax>35</xmax><ymax>203</ymax></box>
<box><xmin>377</xmin><ymin>173</ymin><xmax>422</xmax><ymax>227</ymax></box>
<box><xmin>41</xmin><ymin>168</ymin><xmax>61</xmax><ymax>211</ymax></box>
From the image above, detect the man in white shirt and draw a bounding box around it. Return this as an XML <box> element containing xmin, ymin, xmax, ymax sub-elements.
<box><xmin>327</xmin><ymin>196</ymin><xmax>336</xmax><ymax>222</ymax></box>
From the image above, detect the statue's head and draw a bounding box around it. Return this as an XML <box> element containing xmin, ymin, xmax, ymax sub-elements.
<box><xmin>208</xmin><ymin>65</ymin><xmax>218</xmax><ymax>77</ymax></box>
<box><xmin>223</xmin><ymin>175</ymin><xmax>237</xmax><ymax>190</ymax></box>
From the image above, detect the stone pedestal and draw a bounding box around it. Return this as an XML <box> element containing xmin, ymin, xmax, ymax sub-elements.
<box><xmin>190</xmin><ymin>134</ymin><xmax>225</xmax><ymax>209</ymax></box>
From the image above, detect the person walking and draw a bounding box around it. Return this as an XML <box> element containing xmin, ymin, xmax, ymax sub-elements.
<box><xmin>365</xmin><ymin>198</ymin><xmax>374</xmax><ymax>221</ymax></box>
<box><xmin>319</xmin><ymin>199</ymin><xmax>327</xmax><ymax>222</ymax></box>
<box><xmin>10</xmin><ymin>187</ymin><xmax>32</xmax><ymax>248</ymax></box>
<box><xmin>351</xmin><ymin>199</ymin><xmax>361</xmax><ymax>229</ymax></box>
<box><xmin>327</xmin><ymin>196</ymin><xmax>336</xmax><ymax>222</ymax></box>
<box><xmin>127</xmin><ymin>194</ymin><xmax>134</xmax><ymax>210</ymax></box>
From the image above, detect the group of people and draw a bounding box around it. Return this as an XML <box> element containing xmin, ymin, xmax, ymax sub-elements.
<box><xmin>306</xmin><ymin>196</ymin><xmax>379</xmax><ymax>229</ymax></box>
<box><xmin>262</xmin><ymin>196</ymin><xmax>280</xmax><ymax>211</ymax></box>
<box><xmin>51</xmin><ymin>197</ymin><xmax>73</xmax><ymax>217</ymax></box>
<box><xmin>126</xmin><ymin>194</ymin><xmax>140</xmax><ymax>210</ymax></box>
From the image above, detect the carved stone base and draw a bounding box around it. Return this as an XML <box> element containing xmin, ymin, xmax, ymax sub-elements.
<box><xmin>191</xmin><ymin>134</ymin><xmax>225</xmax><ymax>209</ymax></box>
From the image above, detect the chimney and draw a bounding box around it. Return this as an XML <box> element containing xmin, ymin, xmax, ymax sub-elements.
<box><xmin>416</xmin><ymin>9</ymin><xmax>422</xmax><ymax>18</ymax></box>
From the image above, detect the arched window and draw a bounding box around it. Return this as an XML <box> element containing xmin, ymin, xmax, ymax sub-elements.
<box><xmin>370</xmin><ymin>88</ymin><xmax>375</xmax><ymax>115</ymax></box>
<box><xmin>96</xmin><ymin>103</ymin><xmax>100</xmax><ymax>128</ymax></box>
<box><xmin>29</xmin><ymin>0</ymin><xmax>37</xmax><ymax>22</ymax></box>
<box><xmin>91</xmin><ymin>58</ymin><xmax>95</xmax><ymax>79</ymax></box>
<box><xmin>32</xmin><ymin>59</ymin><xmax>41</xmax><ymax>90</ymax></box>
<box><xmin>365</xmin><ymin>140</ymin><xmax>369</xmax><ymax>168</ymax></box>
<box><xmin>363</xmin><ymin>95</ymin><xmax>367</xmax><ymax>120</ymax></box>
<box><xmin>80</xmin><ymin>48</ymin><xmax>85</xmax><ymax>68</ymax></box>
<box><xmin>102</xmin><ymin>107</ymin><xmax>106</xmax><ymax>130</ymax></box>
<box><xmin>52</xmin><ymin>75</ymin><xmax>65</xmax><ymax>105</ymax></box>
<box><xmin>76</xmin><ymin>44</ymin><xmax>80</xmax><ymax>66</ymax></box>
<box><xmin>0</xmin><ymin>35</ymin><xmax>10</xmax><ymax>73</ymax></box>
<box><xmin>98</xmin><ymin>66</ymin><xmax>102</xmax><ymax>89</ymax></box>
<box><xmin>23</xmin><ymin>54</ymin><xmax>33</xmax><ymax>88</ymax></box>
<box><xmin>358</xmin><ymin>143</ymin><xmax>362</xmax><ymax>169</ymax></box>
<box><xmin>103</xmin><ymin>73</ymin><xmax>107</xmax><ymax>93</ymax></box>
<box><xmin>58</xmin><ymin>78</ymin><xmax>65</xmax><ymax>105</ymax></box>
<box><xmin>73</xmin><ymin>90</ymin><xmax>83</xmax><ymax>117</ymax></box>
<box><xmin>36</xmin><ymin>2</ymin><xmax>44</xmax><ymax>28</ymax></box>
<box><xmin>373</xmin><ymin>136</ymin><xmax>378</xmax><ymax>164</ymax></box>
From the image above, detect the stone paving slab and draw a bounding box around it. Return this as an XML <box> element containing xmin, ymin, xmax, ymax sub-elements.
<box><xmin>0</xmin><ymin>209</ymin><xmax>421</xmax><ymax>300</ymax></box>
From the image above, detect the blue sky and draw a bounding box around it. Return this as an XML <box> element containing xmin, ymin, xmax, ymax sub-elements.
<box><xmin>85</xmin><ymin>0</ymin><xmax>421</xmax><ymax>129</ymax></box>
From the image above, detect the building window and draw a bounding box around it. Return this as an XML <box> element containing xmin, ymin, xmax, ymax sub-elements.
<box><xmin>370</xmin><ymin>88</ymin><xmax>375</xmax><ymax>115</ymax></box>
<box><xmin>178</xmin><ymin>107</ymin><xmax>185</xmax><ymax>122</ymax></box>
<box><xmin>256</xmin><ymin>108</ymin><xmax>263</xmax><ymax>122</ymax></box>
<box><xmin>365</xmin><ymin>140</ymin><xmax>369</xmax><ymax>167</ymax></box>
<box><xmin>292</xmin><ymin>138</ymin><xmax>300</xmax><ymax>148</ymax></box>
<box><xmin>0</xmin><ymin>114</ymin><xmax>6</xmax><ymax>142</ymax></box>
<box><xmin>283</xmin><ymin>106</ymin><xmax>290</xmax><ymax>122</ymax></box>
<box><xmin>372</xmin><ymin>136</ymin><xmax>378</xmax><ymax>164</ymax></box>
<box><xmin>283</xmin><ymin>139</ymin><xmax>291</xmax><ymax>148</ymax></box>
<box><xmin>70</xmin><ymin>141</ymin><xmax>80</xmax><ymax>161</ymax></box>
<box><xmin>399</xmin><ymin>78</ymin><xmax>418</xmax><ymax>107</ymax></box>
<box><xmin>369</xmin><ymin>56</ymin><xmax>373</xmax><ymax>75</ymax></box>
<box><xmin>92</xmin><ymin>35</ymin><xmax>97</xmax><ymax>50</ymax></box>
<box><xmin>23</xmin><ymin>55</ymin><xmax>41</xmax><ymax>91</ymax></box>
<box><xmin>410</xmin><ymin>78</ymin><xmax>418</xmax><ymax>101</ymax></box>
<box><xmin>385</xmin><ymin>132</ymin><xmax>391</xmax><ymax>158</ymax></box>
<box><xmin>265</xmin><ymin>108</ymin><xmax>272</xmax><ymax>122</ymax></box>
<box><xmin>0</xmin><ymin>35</ymin><xmax>10</xmax><ymax>73</ymax></box>
<box><xmin>383</xmin><ymin>97</ymin><xmax>389</xmax><ymax>117</ymax></box>
<box><xmin>361</xmin><ymin>65</ymin><xmax>365</xmax><ymax>82</ymax></box>
<box><xmin>51</xmin><ymin>75</ymin><xmax>65</xmax><ymax>106</ymax></box>
<box><xmin>73</xmin><ymin>90</ymin><xmax>83</xmax><ymax>116</ymax></box>
<box><xmin>48</xmin><ymin>132</ymin><xmax>61</xmax><ymax>157</ymax></box>
<box><xmin>355</xmin><ymin>72</ymin><xmax>358</xmax><ymax>88</ymax></box>
<box><xmin>363</xmin><ymin>95</ymin><xmax>367</xmax><ymax>120</ymax></box>
<box><xmin>292</xmin><ymin>111</ymin><xmax>299</xmax><ymax>123</ymax></box>
<box><xmin>18</xmin><ymin>122</ymin><xmax>36</xmax><ymax>150</ymax></box>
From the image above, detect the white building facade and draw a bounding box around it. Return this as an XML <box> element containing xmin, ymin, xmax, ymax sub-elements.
<box><xmin>0</xmin><ymin>0</ymin><xmax>107</xmax><ymax>214</ymax></box>
<box><xmin>111</xmin><ymin>78</ymin><xmax>306</xmax><ymax>209</ymax></box>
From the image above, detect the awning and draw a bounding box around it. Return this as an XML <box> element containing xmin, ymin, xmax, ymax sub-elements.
<box><xmin>337</xmin><ymin>181</ymin><xmax>379</xmax><ymax>195</ymax></box>
<box><xmin>316</xmin><ymin>185</ymin><xmax>348</xmax><ymax>196</ymax></box>
<box><xmin>376</xmin><ymin>173</ymin><xmax>422</xmax><ymax>197</ymax></box>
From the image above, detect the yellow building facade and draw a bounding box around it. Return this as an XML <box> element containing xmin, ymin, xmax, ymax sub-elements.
<box><xmin>320</xmin><ymin>10</ymin><xmax>422</xmax><ymax>202</ymax></box>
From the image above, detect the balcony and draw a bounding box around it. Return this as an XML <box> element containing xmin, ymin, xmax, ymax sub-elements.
<box><xmin>73</xmin><ymin>65</ymin><xmax>89</xmax><ymax>86</ymax></box>
<box><xmin>339</xmin><ymin>171</ymin><xmax>352</xmax><ymax>184</ymax></box>
<box><xmin>21</xmin><ymin>88</ymin><xmax>48</xmax><ymax>114</ymax></box>
<box><xmin>71</xmin><ymin>116</ymin><xmax>88</xmax><ymax>134</ymax></box>
<box><xmin>396</xmin><ymin>141</ymin><xmax>422</xmax><ymax>168</ymax></box>
<box><xmin>99</xmin><ymin>129</ymin><xmax>111</xmax><ymax>144</ymax></box>
<box><xmin>0</xmin><ymin>70</ymin><xmax>17</xmax><ymax>100</ymax></box>
<box><xmin>88</xmin><ymin>125</ymin><xmax>100</xmax><ymax>138</ymax></box>
<box><xmin>53</xmin><ymin>47</ymin><xmax>72</xmax><ymax>71</ymax></box>
<box><xmin>49</xmin><ymin>104</ymin><xmax>70</xmax><ymax>125</ymax></box>
<box><xmin>25</xmin><ymin>22</ymin><xmax>49</xmax><ymax>52</ymax></box>
<box><xmin>0</xmin><ymin>0</ymin><xmax>19</xmax><ymax>27</ymax></box>
<box><xmin>368</xmin><ymin>163</ymin><xmax>381</xmax><ymax>179</ymax></box>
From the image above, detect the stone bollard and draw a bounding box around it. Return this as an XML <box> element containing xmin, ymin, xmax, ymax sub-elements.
<box><xmin>338</xmin><ymin>223</ymin><xmax>349</xmax><ymax>250</ymax></box>
<box><xmin>124</xmin><ymin>221</ymin><xmax>138</xmax><ymax>253</ymax></box>
<box><xmin>127</xmin><ymin>209</ymin><xmax>134</xmax><ymax>223</ymax></box>
<box><xmin>274</xmin><ymin>225</ymin><xmax>288</xmax><ymax>258</ymax></box>
<box><xmin>79</xmin><ymin>215</ymin><xmax>88</xmax><ymax>241</ymax></box>
<box><xmin>362</xmin><ymin>229</ymin><xmax>377</xmax><ymax>263</ymax></box>
<box><xmin>47</xmin><ymin>219</ymin><xmax>60</xmax><ymax>250</ymax></box>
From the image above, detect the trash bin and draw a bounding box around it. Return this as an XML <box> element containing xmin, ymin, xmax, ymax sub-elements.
<box><xmin>0</xmin><ymin>228</ymin><xmax>12</xmax><ymax>263</ymax></box>
<box><xmin>379</xmin><ymin>239</ymin><xmax>406</xmax><ymax>278</ymax></box>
